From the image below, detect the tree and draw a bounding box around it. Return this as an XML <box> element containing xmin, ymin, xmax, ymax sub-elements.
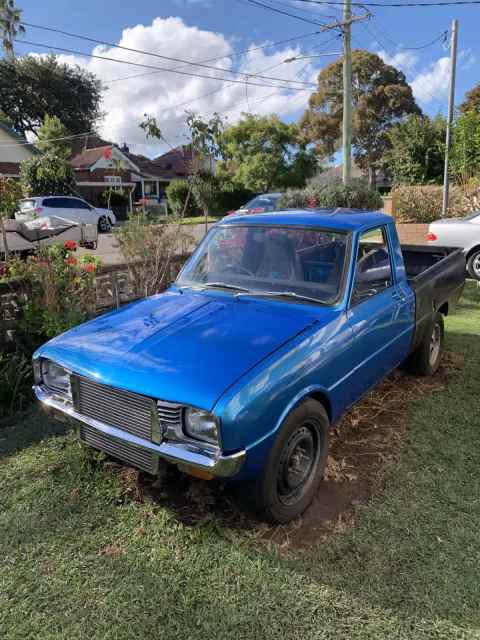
<box><xmin>0</xmin><ymin>55</ymin><xmax>102</xmax><ymax>137</ymax></box>
<box><xmin>384</xmin><ymin>115</ymin><xmax>446</xmax><ymax>185</ymax></box>
<box><xmin>0</xmin><ymin>177</ymin><xmax>22</xmax><ymax>259</ymax></box>
<box><xmin>449</xmin><ymin>112</ymin><xmax>480</xmax><ymax>182</ymax></box>
<box><xmin>0</xmin><ymin>0</ymin><xmax>24</xmax><ymax>58</ymax></box>
<box><xmin>216</xmin><ymin>113</ymin><xmax>317</xmax><ymax>192</ymax></box>
<box><xmin>459</xmin><ymin>84</ymin><xmax>480</xmax><ymax>115</ymax></box>
<box><xmin>301</xmin><ymin>50</ymin><xmax>421</xmax><ymax>187</ymax></box>
<box><xmin>20</xmin><ymin>153</ymin><xmax>76</xmax><ymax>197</ymax></box>
<box><xmin>36</xmin><ymin>114</ymin><xmax>71</xmax><ymax>157</ymax></box>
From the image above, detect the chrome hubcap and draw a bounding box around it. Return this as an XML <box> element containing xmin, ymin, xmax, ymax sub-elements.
<box><xmin>429</xmin><ymin>323</ymin><xmax>441</xmax><ymax>366</ymax></box>
<box><xmin>473</xmin><ymin>254</ymin><xmax>480</xmax><ymax>277</ymax></box>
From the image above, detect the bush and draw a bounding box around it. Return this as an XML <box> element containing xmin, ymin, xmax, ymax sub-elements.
<box><xmin>277</xmin><ymin>178</ymin><xmax>383</xmax><ymax>211</ymax></box>
<box><xmin>0</xmin><ymin>352</ymin><xmax>32</xmax><ymax>419</ymax></box>
<box><xmin>166</xmin><ymin>180</ymin><xmax>198</xmax><ymax>217</ymax></box>
<box><xmin>392</xmin><ymin>185</ymin><xmax>468</xmax><ymax>223</ymax></box>
<box><xmin>213</xmin><ymin>184</ymin><xmax>254</xmax><ymax>214</ymax></box>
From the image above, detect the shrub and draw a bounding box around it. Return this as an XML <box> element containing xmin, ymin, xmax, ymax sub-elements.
<box><xmin>114</xmin><ymin>211</ymin><xmax>192</xmax><ymax>298</ymax></box>
<box><xmin>20</xmin><ymin>152</ymin><xmax>76</xmax><ymax>197</ymax></box>
<box><xmin>391</xmin><ymin>185</ymin><xmax>468</xmax><ymax>223</ymax></box>
<box><xmin>214</xmin><ymin>184</ymin><xmax>254</xmax><ymax>214</ymax></box>
<box><xmin>0</xmin><ymin>352</ymin><xmax>32</xmax><ymax>419</ymax></box>
<box><xmin>166</xmin><ymin>180</ymin><xmax>198</xmax><ymax>217</ymax></box>
<box><xmin>277</xmin><ymin>178</ymin><xmax>383</xmax><ymax>211</ymax></box>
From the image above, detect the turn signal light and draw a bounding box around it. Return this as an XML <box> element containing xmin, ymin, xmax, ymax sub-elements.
<box><xmin>426</xmin><ymin>232</ymin><xmax>437</xmax><ymax>242</ymax></box>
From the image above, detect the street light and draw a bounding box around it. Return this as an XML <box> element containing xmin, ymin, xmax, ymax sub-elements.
<box><xmin>283</xmin><ymin>53</ymin><xmax>342</xmax><ymax>63</ymax></box>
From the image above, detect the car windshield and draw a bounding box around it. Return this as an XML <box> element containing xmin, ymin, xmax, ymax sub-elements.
<box><xmin>177</xmin><ymin>225</ymin><xmax>349</xmax><ymax>304</ymax></box>
<box><xmin>243</xmin><ymin>196</ymin><xmax>280</xmax><ymax>211</ymax></box>
<box><xmin>463</xmin><ymin>212</ymin><xmax>480</xmax><ymax>223</ymax></box>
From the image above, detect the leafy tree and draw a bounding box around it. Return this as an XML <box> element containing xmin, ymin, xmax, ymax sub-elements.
<box><xmin>216</xmin><ymin>113</ymin><xmax>317</xmax><ymax>192</ymax></box>
<box><xmin>166</xmin><ymin>179</ymin><xmax>197</xmax><ymax>217</ymax></box>
<box><xmin>301</xmin><ymin>50</ymin><xmax>421</xmax><ymax>187</ymax></box>
<box><xmin>0</xmin><ymin>0</ymin><xmax>24</xmax><ymax>58</ymax></box>
<box><xmin>459</xmin><ymin>84</ymin><xmax>480</xmax><ymax>115</ymax></box>
<box><xmin>20</xmin><ymin>153</ymin><xmax>76</xmax><ymax>197</ymax></box>
<box><xmin>384</xmin><ymin>115</ymin><xmax>446</xmax><ymax>185</ymax></box>
<box><xmin>0</xmin><ymin>177</ymin><xmax>22</xmax><ymax>259</ymax></box>
<box><xmin>36</xmin><ymin>114</ymin><xmax>71</xmax><ymax>157</ymax></box>
<box><xmin>0</xmin><ymin>55</ymin><xmax>102</xmax><ymax>137</ymax></box>
<box><xmin>449</xmin><ymin>112</ymin><xmax>480</xmax><ymax>182</ymax></box>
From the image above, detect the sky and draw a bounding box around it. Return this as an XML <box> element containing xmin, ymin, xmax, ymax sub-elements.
<box><xmin>12</xmin><ymin>0</ymin><xmax>480</xmax><ymax>156</ymax></box>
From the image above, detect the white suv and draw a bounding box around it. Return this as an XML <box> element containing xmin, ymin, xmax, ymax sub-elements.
<box><xmin>16</xmin><ymin>196</ymin><xmax>116</xmax><ymax>233</ymax></box>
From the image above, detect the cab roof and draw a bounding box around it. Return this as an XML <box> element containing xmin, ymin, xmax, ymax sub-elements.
<box><xmin>220</xmin><ymin>208</ymin><xmax>392</xmax><ymax>232</ymax></box>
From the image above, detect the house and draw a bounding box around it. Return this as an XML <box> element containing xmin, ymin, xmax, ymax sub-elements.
<box><xmin>0</xmin><ymin>122</ymin><xmax>37</xmax><ymax>179</ymax></box>
<box><xmin>316</xmin><ymin>161</ymin><xmax>391</xmax><ymax>190</ymax></box>
<box><xmin>68</xmin><ymin>135</ymin><xmax>197</xmax><ymax>209</ymax></box>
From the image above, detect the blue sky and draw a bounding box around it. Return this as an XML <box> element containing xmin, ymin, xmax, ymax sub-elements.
<box><xmin>13</xmin><ymin>0</ymin><xmax>480</xmax><ymax>153</ymax></box>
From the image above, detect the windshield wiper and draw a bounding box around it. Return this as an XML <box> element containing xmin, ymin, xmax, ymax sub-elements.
<box><xmin>185</xmin><ymin>282</ymin><xmax>251</xmax><ymax>293</ymax></box>
<box><xmin>235</xmin><ymin>290</ymin><xmax>325</xmax><ymax>305</ymax></box>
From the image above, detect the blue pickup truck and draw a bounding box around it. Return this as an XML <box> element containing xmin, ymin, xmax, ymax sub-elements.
<box><xmin>34</xmin><ymin>210</ymin><xmax>465</xmax><ymax>523</ymax></box>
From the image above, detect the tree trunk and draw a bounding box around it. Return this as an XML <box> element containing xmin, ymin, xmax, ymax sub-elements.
<box><xmin>204</xmin><ymin>205</ymin><xmax>209</xmax><ymax>235</ymax></box>
<box><xmin>0</xmin><ymin>217</ymin><xmax>9</xmax><ymax>262</ymax></box>
<box><xmin>368</xmin><ymin>166</ymin><xmax>377</xmax><ymax>189</ymax></box>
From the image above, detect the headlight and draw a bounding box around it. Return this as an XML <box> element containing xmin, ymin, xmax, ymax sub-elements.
<box><xmin>40</xmin><ymin>359</ymin><xmax>71</xmax><ymax>396</ymax></box>
<box><xmin>184</xmin><ymin>407</ymin><xmax>219</xmax><ymax>446</ymax></box>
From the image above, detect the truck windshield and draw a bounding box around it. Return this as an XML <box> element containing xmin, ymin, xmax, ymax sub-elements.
<box><xmin>177</xmin><ymin>225</ymin><xmax>349</xmax><ymax>304</ymax></box>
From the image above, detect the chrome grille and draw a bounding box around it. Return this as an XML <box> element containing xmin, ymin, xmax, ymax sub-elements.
<box><xmin>157</xmin><ymin>401</ymin><xmax>183</xmax><ymax>439</ymax></box>
<box><xmin>75</xmin><ymin>375</ymin><xmax>153</xmax><ymax>441</ymax></box>
<box><xmin>80</xmin><ymin>425</ymin><xmax>156</xmax><ymax>474</ymax></box>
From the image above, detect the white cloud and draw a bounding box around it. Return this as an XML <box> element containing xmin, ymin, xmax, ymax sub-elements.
<box><xmin>377</xmin><ymin>50</ymin><xmax>419</xmax><ymax>75</ymax></box>
<box><xmin>43</xmin><ymin>16</ymin><xmax>317</xmax><ymax>155</ymax></box>
<box><xmin>410</xmin><ymin>56</ymin><xmax>450</xmax><ymax>104</ymax></box>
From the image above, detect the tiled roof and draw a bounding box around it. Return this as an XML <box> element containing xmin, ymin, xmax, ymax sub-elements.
<box><xmin>70</xmin><ymin>146</ymin><xmax>112</xmax><ymax>169</ymax></box>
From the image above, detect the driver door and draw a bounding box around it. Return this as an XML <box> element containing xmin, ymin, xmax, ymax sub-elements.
<box><xmin>346</xmin><ymin>226</ymin><xmax>414</xmax><ymax>398</ymax></box>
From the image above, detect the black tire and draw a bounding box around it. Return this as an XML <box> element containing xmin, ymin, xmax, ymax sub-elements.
<box><xmin>239</xmin><ymin>399</ymin><xmax>330</xmax><ymax>524</ymax></box>
<box><xmin>98</xmin><ymin>216</ymin><xmax>111</xmax><ymax>233</ymax></box>
<box><xmin>466</xmin><ymin>249</ymin><xmax>480</xmax><ymax>280</ymax></box>
<box><xmin>406</xmin><ymin>312</ymin><xmax>444</xmax><ymax>377</ymax></box>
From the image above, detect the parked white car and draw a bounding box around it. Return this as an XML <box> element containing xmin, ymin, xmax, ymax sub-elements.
<box><xmin>427</xmin><ymin>212</ymin><xmax>480</xmax><ymax>279</ymax></box>
<box><xmin>15</xmin><ymin>196</ymin><xmax>116</xmax><ymax>233</ymax></box>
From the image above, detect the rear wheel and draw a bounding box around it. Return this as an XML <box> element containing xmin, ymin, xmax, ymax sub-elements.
<box><xmin>466</xmin><ymin>249</ymin><xmax>480</xmax><ymax>280</ymax></box>
<box><xmin>239</xmin><ymin>399</ymin><xmax>330</xmax><ymax>524</ymax></box>
<box><xmin>98</xmin><ymin>216</ymin><xmax>111</xmax><ymax>233</ymax></box>
<box><xmin>406</xmin><ymin>312</ymin><xmax>444</xmax><ymax>376</ymax></box>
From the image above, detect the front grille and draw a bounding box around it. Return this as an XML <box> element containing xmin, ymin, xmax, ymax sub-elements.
<box><xmin>75</xmin><ymin>375</ymin><xmax>153</xmax><ymax>441</ymax></box>
<box><xmin>80</xmin><ymin>425</ymin><xmax>157</xmax><ymax>474</ymax></box>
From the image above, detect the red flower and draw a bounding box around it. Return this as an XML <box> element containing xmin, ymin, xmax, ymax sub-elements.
<box><xmin>83</xmin><ymin>262</ymin><xmax>96</xmax><ymax>273</ymax></box>
<box><xmin>64</xmin><ymin>240</ymin><xmax>77</xmax><ymax>251</ymax></box>
<box><xmin>65</xmin><ymin>256</ymin><xmax>78</xmax><ymax>266</ymax></box>
<box><xmin>103</xmin><ymin>147</ymin><xmax>113</xmax><ymax>160</ymax></box>
<box><xmin>306</xmin><ymin>196</ymin><xmax>317</xmax><ymax>208</ymax></box>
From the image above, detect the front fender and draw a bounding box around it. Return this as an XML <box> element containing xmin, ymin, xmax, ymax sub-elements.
<box><xmin>214</xmin><ymin>312</ymin><xmax>354</xmax><ymax>480</ymax></box>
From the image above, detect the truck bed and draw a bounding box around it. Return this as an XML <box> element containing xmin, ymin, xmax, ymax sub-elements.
<box><xmin>401</xmin><ymin>245</ymin><xmax>466</xmax><ymax>353</ymax></box>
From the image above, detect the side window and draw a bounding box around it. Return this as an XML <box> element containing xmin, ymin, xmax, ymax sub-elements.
<box><xmin>352</xmin><ymin>227</ymin><xmax>392</xmax><ymax>303</ymax></box>
<box><xmin>75</xmin><ymin>199</ymin><xmax>92</xmax><ymax>210</ymax></box>
<box><xmin>43</xmin><ymin>198</ymin><xmax>60</xmax><ymax>208</ymax></box>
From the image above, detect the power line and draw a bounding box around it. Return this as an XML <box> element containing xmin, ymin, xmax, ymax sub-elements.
<box><xmin>15</xmin><ymin>38</ymin><xmax>316</xmax><ymax>90</ymax></box>
<box><xmin>19</xmin><ymin>21</ymin><xmax>315</xmax><ymax>87</ymax></box>
<box><xmin>291</xmin><ymin>0</ymin><xmax>480</xmax><ymax>7</ymax></box>
<box><xmin>239</xmin><ymin>0</ymin><xmax>329</xmax><ymax>25</ymax></box>
<box><xmin>105</xmin><ymin>29</ymin><xmax>329</xmax><ymax>84</ymax></box>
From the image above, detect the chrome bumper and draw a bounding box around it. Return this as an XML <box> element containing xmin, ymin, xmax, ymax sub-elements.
<box><xmin>34</xmin><ymin>385</ymin><xmax>245</xmax><ymax>478</ymax></box>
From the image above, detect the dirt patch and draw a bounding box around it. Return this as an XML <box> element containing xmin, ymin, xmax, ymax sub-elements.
<box><xmin>117</xmin><ymin>355</ymin><xmax>461</xmax><ymax>551</ymax></box>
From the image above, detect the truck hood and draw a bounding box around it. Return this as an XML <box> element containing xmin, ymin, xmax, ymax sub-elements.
<box><xmin>36</xmin><ymin>290</ymin><xmax>329</xmax><ymax>410</ymax></box>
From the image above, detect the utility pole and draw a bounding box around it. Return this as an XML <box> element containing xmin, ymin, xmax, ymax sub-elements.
<box><xmin>442</xmin><ymin>19</ymin><xmax>459</xmax><ymax>216</ymax></box>
<box><xmin>342</xmin><ymin>0</ymin><xmax>352</xmax><ymax>185</ymax></box>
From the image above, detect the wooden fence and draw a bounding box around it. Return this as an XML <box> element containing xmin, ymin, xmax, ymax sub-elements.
<box><xmin>0</xmin><ymin>254</ymin><xmax>190</xmax><ymax>347</ymax></box>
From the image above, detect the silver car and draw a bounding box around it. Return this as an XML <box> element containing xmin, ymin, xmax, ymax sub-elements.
<box><xmin>427</xmin><ymin>212</ymin><xmax>480</xmax><ymax>279</ymax></box>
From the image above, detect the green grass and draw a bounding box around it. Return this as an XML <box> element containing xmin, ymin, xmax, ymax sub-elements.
<box><xmin>1</xmin><ymin>284</ymin><xmax>480</xmax><ymax>639</ymax></box>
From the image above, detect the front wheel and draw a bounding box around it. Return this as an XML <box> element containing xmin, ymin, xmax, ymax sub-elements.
<box><xmin>467</xmin><ymin>249</ymin><xmax>480</xmax><ymax>280</ymax></box>
<box><xmin>406</xmin><ymin>312</ymin><xmax>444</xmax><ymax>377</ymax></box>
<box><xmin>240</xmin><ymin>399</ymin><xmax>330</xmax><ymax>524</ymax></box>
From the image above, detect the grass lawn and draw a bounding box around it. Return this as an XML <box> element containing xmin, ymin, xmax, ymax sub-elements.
<box><xmin>1</xmin><ymin>284</ymin><xmax>479</xmax><ymax>639</ymax></box>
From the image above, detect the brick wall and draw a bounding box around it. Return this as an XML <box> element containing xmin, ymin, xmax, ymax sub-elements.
<box><xmin>395</xmin><ymin>223</ymin><xmax>428</xmax><ymax>245</ymax></box>
<box><xmin>0</xmin><ymin>161</ymin><xmax>21</xmax><ymax>175</ymax></box>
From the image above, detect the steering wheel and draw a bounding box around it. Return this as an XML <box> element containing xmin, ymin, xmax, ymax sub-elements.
<box><xmin>224</xmin><ymin>264</ymin><xmax>255</xmax><ymax>277</ymax></box>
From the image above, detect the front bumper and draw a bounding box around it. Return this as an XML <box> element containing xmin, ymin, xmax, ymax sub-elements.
<box><xmin>34</xmin><ymin>385</ymin><xmax>246</xmax><ymax>478</ymax></box>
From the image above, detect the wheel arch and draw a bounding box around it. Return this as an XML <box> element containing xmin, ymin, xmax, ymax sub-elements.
<box><xmin>466</xmin><ymin>244</ymin><xmax>480</xmax><ymax>260</ymax></box>
<box><xmin>275</xmin><ymin>385</ymin><xmax>333</xmax><ymax>434</ymax></box>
